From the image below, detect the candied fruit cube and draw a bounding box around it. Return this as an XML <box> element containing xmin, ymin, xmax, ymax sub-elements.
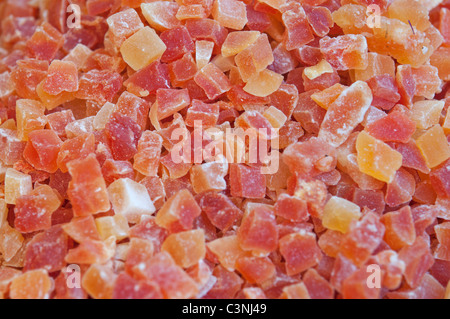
<box><xmin>196</xmin><ymin>40</ymin><xmax>214</xmax><ymax>70</ymax></box>
<box><xmin>399</xmin><ymin>237</ymin><xmax>434</xmax><ymax>288</ymax></box>
<box><xmin>57</xmin><ymin>133</ymin><xmax>95</xmax><ymax>173</ymax></box>
<box><xmin>416</xmin><ymin>125</ymin><xmax>450</xmax><ymax>169</ymax></box>
<box><xmin>311</xmin><ymin>83</ymin><xmax>347</xmax><ymax>110</ymax></box>
<box><xmin>212</xmin><ymin>0</ymin><xmax>247</xmax><ymax>30</ymax></box>
<box><xmin>161</xmin><ymin>229</ymin><xmax>206</xmax><ymax>268</ymax></box>
<box><xmin>356</xmin><ymin>131</ymin><xmax>403</xmax><ymax>183</ymax></box>
<box><xmin>27</xmin><ymin>22</ymin><xmax>64</xmax><ymax>61</ymax></box>
<box><xmin>303</xmin><ymin>60</ymin><xmax>334</xmax><ymax>81</ymax></box>
<box><xmin>133</xmin><ymin>131</ymin><xmax>162</xmax><ymax>177</ymax></box>
<box><xmin>23</xmin><ymin>129</ymin><xmax>62</xmax><ymax>173</ymax></box>
<box><xmin>207</xmin><ymin>235</ymin><xmax>248</xmax><ymax>271</ymax></box>
<box><xmin>194</xmin><ymin>62</ymin><xmax>231</xmax><ymax>100</ymax></box>
<box><xmin>236</xmin><ymin>256</ymin><xmax>275</xmax><ymax>284</ymax></box>
<box><xmin>106</xmin><ymin>8</ymin><xmax>144</xmax><ymax>47</ymax></box>
<box><xmin>62</xmin><ymin>215</ymin><xmax>101</xmax><ymax>243</ymax></box>
<box><xmin>221</xmin><ymin>31</ymin><xmax>260</xmax><ymax>57</ymax></box>
<box><xmin>430</xmin><ymin>47</ymin><xmax>450</xmax><ymax>81</ymax></box>
<box><xmin>82</xmin><ymin>264</ymin><xmax>116</xmax><ymax>299</ymax></box>
<box><xmin>385</xmin><ymin>168</ymin><xmax>416</xmax><ymax>208</ymax></box>
<box><xmin>5</xmin><ymin>168</ymin><xmax>32</xmax><ymax>205</ymax></box>
<box><xmin>381</xmin><ymin>206</ymin><xmax>416</xmax><ymax>251</ymax></box>
<box><xmin>115</xmin><ymin>91</ymin><xmax>150</xmax><ymax>131</ymax></box>
<box><xmin>342</xmin><ymin>267</ymin><xmax>380</xmax><ymax>299</ymax></box>
<box><xmin>15</xmin><ymin>185</ymin><xmax>61</xmax><ymax>233</ymax></box>
<box><xmin>124</xmin><ymin>61</ymin><xmax>170</xmax><ymax>97</ymax></box>
<box><xmin>155</xmin><ymin>189</ymin><xmax>201</xmax><ymax>233</ymax></box>
<box><xmin>190</xmin><ymin>160</ymin><xmax>227</xmax><ymax>193</ymax></box>
<box><xmin>95</xmin><ymin>214</ymin><xmax>130</xmax><ymax>242</ymax></box>
<box><xmin>113</xmin><ymin>272</ymin><xmax>162</xmax><ymax>299</ymax></box>
<box><xmin>412</xmin><ymin>65</ymin><xmax>442</xmax><ymax>99</ymax></box>
<box><xmin>237</xmin><ymin>205</ymin><xmax>278</xmax><ymax>256</ymax></box>
<box><xmin>67</xmin><ymin>154</ymin><xmax>111</xmax><ymax>216</ymax></box>
<box><xmin>10</xmin><ymin>269</ymin><xmax>53</xmax><ymax>299</ymax></box>
<box><xmin>42</xmin><ymin>60</ymin><xmax>78</xmax><ymax>95</ymax></box>
<box><xmin>230</xmin><ymin>164</ymin><xmax>266</xmax><ymax>199</ymax></box>
<box><xmin>322</xmin><ymin>196</ymin><xmax>361</xmax><ymax>234</ymax></box>
<box><xmin>16</xmin><ymin>99</ymin><xmax>46</xmax><ymax>141</ymax></box>
<box><xmin>434</xmin><ymin>222</ymin><xmax>450</xmax><ymax>261</ymax></box>
<box><xmin>366</xmin><ymin>111</ymin><xmax>416</xmax><ymax>144</ymax></box>
<box><xmin>243</xmin><ymin>69</ymin><xmax>283</xmax><ymax>97</ymax></box>
<box><xmin>303</xmin><ymin>268</ymin><xmax>334</xmax><ymax>299</ymax></box>
<box><xmin>410</xmin><ymin>100</ymin><xmax>445</xmax><ymax>130</ymax></box>
<box><xmin>141</xmin><ymin>2</ymin><xmax>181</xmax><ymax>32</ymax></box>
<box><xmin>320</xmin><ymin>35</ymin><xmax>368</xmax><ymax>71</ymax></box>
<box><xmin>76</xmin><ymin>69</ymin><xmax>122</xmax><ymax>104</ymax></box>
<box><xmin>340</xmin><ymin>212</ymin><xmax>385</xmax><ymax>266</ymax></box>
<box><xmin>281</xmin><ymin>2</ymin><xmax>315</xmax><ymax>50</ymax></box>
<box><xmin>366</xmin><ymin>75</ymin><xmax>400</xmax><ymax>111</ymax></box>
<box><xmin>160</xmin><ymin>26</ymin><xmax>195</xmax><ymax>63</ymax></box>
<box><xmin>106</xmin><ymin>113</ymin><xmax>142</xmax><ymax>161</ymax></box>
<box><xmin>156</xmin><ymin>88</ymin><xmax>191</xmax><ymax>120</ymax></box>
<box><xmin>0</xmin><ymin>225</ymin><xmax>24</xmax><ymax>262</ymax></box>
<box><xmin>396</xmin><ymin>64</ymin><xmax>416</xmax><ymax>107</ymax></box>
<box><xmin>319</xmin><ymin>81</ymin><xmax>372</xmax><ymax>147</ymax></box>
<box><xmin>185</xmin><ymin>99</ymin><xmax>220</xmax><ymax>128</ymax></box>
<box><xmin>108</xmin><ymin>178</ymin><xmax>155</xmax><ymax>224</ymax></box>
<box><xmin>196</xmin><ymin>191</ymin><xmax>242</xmax><ymax>231</ymax></box>
<box><xmin>11</xmin><ymin>59</ymin><xmax>48</xmax><ymax>100</ymax></box>
<box><xmin>279</xmin><ymin>231</ymin><xmax>322</xmax><ymax>276</ymax></box>
<box><xmin>120</xmin><ymin>27</ymin><xmax>166</xmax><ymax>71</ymax></box>
<box><xmin>274</xmin><ymin>193</ymin><xmax>309</xmax><ymax>222</ymax></box>
<box><xmin>235</xmin><ymin>33</ymin><xmax>273</xmax><ymax>82</ymax></box>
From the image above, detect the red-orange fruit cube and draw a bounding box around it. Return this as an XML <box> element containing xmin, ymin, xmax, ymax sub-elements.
<box><xmin>133</xmin><ymin>252</ymin><xmax>198</xmax><ymax>299</ymax></box>
<box><xmin>319</xmin><ymin>81</ymin><xmax>372</xmax><ymax>147</ymax></box>
<box><xmin>57</xmin><ymin>133</ymin><xmax>95</xmax><ymax>173</ymax></box>
<box><xmin>156</xmin><ymin>88</ymin><xmax>191</xmax><ymax>120</ymax></box>
<box><xmin>320</xmin><ymin>34</ymin><xmax>368</xmax><ymax>70</ymax></box>
<box><xmin>434</xmin><ymin>222</ymin><xmax>450</xmax><ymax>261</ymax></box>
<box><xmin>101</xmin><ymin>159</ymin><xmax>134</xmax><ymax>186</ymax></box>
<box><xmin>168</xmin><ymin>53</ymin><xmax>198</xmax><ymax>87</ymax></box>
<box><xmin>155</xmin><ymin>189</ymin><xmax>201</xmax><ymax>233</ymax></box>
<box><xmin>185</xmin><ymin>99</ymin><xmax>220</xmax><ymax>128</ymax></box>
<box><xmin>65</xmin><ymin>237</ymin><xmax>115</xmax><ymax>265</ymax></box>
<box><xmin>139</xmin><ymin>176</ymin><xmax>166</xmax><ymax>210</ymax></box>
<box><xmin>396</xmin><ymin>64</ymin><xmax>416</xmax><ymax>107</ymax></box>
<box><xmin>389</xmin><ymin>141</ymin><xmax>430</xmax><ymax>174</ymax></box>
<box><xmin>42</xmin><ymin>60</ymin><xmax>78</xmax><ymax>95</ymax></box>
<box><xmin>339</xmin><ymin>212</ymin><xmax>385</xmax><ymax>266</ymax></box>
<box><xmin>115</xmin><ymin>91</ymin><xmax>150</xmax><ymax>131</ymax></box>
<box><xmin>235</xmin><ymin>256</ymin><xmax>275</xmax><ymax>284</ymax></box>
<box><xmin>430</xmin><ymin>159</ymin><xmax>450</xmax><ymax>199</ymax></box>
<box><xmin>387</xmin><ymin>273</ymin><xmax>445</xmax><ymax>299</ymax></box>
<box><xmin>195</xmin><ymin>191</ymin><xmax>243</xmax><ymax>231</ymax></box>
<box><xmin>237</xmin><ymin>205</ymin><xmax>278</xmax><ymax>256</ymax></box>
<box><xmin>366</xmin><ymin>75</ymin><xmax>400</xmax><ymax>110</ymax></box>
<box><xmin>281</xmin><ymin>2</ymin><xmax>315</xmax><ymax>50</ymax></box>
<box><xmin>46</xmin><ymin>110</ymin><xmax>75</xmax><ymax>139</ymax></box>
<box><xmin>82</xmin><ymin>264</ymin><xmax>116</xmax><ymax>299</ymax></box>
<box><xmin>133</xmin><ymin>131</ymin><xmax>162</xmax><ymax>177</ymax></box>
<box><xmin>279</xmin><ymin>231</ymin><xmax>322</xmax><ymax>276</ymax></box>
<box><xmin>14</xmin><ymin>185</ymin><xmax>61</xmax><ymax>233</ymax></box>
<box><xmin>399</xmin><ymin>237</ymin><xmax>434</xmax><ymax>288</ymax></box>
<box><xmin>366</xmin><ymin>111</ymin><xmax>416</xmax><ymax>144</ymax></box>
<box><xmin>206</xmin><ymin>235</ymin><xmax>248</xmax><ymax>271</ymax></box>
<box><xmin>203</xmin><ymin>265</ymin><xmax>243</xmax><ymax>299</ymax></box>
<box><xmin>24</xmin><ymin>225</ymin><xmax>68</xmax><ymax>272</ymax></box>
<box><xmin>161</xmin><ymin>229</ymin><xmax>206</xmax><ymax>268</ymax></box>
<box><xmin>304</xmin><ymin>4</ymin><xmax>333</xmax><ymax>37</ymax></box>
<box><xmin>141</xmin><ymin>2</ymin><xmax>181</xmax><ymax>32</ymax></box>
<box><xmin>318</xmin><ymin>229</ymin><xmax>344</xmax><ymax>258</ymax></box>
<box><xmin>11</xmin><ymin>59</ymin><xmax>48</xmax><ymax>100</ymax></box>
<box><xmin>385</xmin><ymin>168</ymin><xmax>416</xmax><ymax>208</ymax></box>
<box><xmin>212</xmin><ymin>0</ymin><xmax>247</xmax><ymax>30</ymax></box>
<box><xmin>124</xmin><ymin>61</ymin><xmax>170</xmax><ymax>97</ymax></box>
<box><xmin>185</xmin><ymin>18</ymin><xmax>228</xmax><ymax>54</ymax></box>
<box><xmin>76</xmin><ymin>69</ymin><xmax>123</xmax><ymax>104</ymax></box>
<box><xmin>230</xmin><ymin>164</ymin><xmax>266</xmax><ymax>199</ymax></box>
<box><xmin>194</xmin><ymin>62</ymin><xmax>231</xmax><ymax>100</ymax></box>
<box><xmin>274</xmin><ymin>193</ymin><xmax>309</xmax><ymax>222</ymax></box>
<box><xmin>62</xmin><ymin>215</ymin><xmax>101</xmax><ymax>243</ymax></box>
<box><xmin>235</xmin><ymin>33</ymin><xmax>273</xmax><ymax>82</ymax></box>
<box><xmin>283</xmin><ymin>136</ymin><xmax>336</xmax><ymax>177</ymax></box>
<box><xmin>105</xmin><ymin>113</ymin><xmax>142</xmax><ymax>161</ymax></box>
<box><xmin>380</xmin><ymin>206</ymin><xmax>416</xmax><ymax>251</ymax></box>
<box><xmin>160</xmin><ymin>26</ymin><xmax>194</xmax><ymax>63</ymax></box>
<box><xmin>330</xmin><ymin>254</ymin><xmax>358</xmax><ymax>293</ymax></box>
<box><xmin>293</xmin><ymin>90</ymin><xmax>326</xmax><ymax>134</ymax></box>
<box><xmin>67</xmin><ymin>154</ymin><xmax>110</xmax><ymax>216</ymax></box>
<box><xmin>10</xmin><ymin>269</ymin><xmax>53</xmax><ymax>299</ymax></box>
<box><xmin>411</xmin><ymin>65</ymin><xmax>442</xmax><ymax>99</ymax></box>
<box><xmin>27</xmin><ymin>22</ymin><xmax>64</xmax><ymax>61</ymax></box>
<box><xmin>106</xmin><ymin>8</ymin><xmax>144</xmax><ymax>47</ymax></box>
<box><xmin>112</xmin><ymin>272</ymin><xmax>162</xmax><ymax>299</ymax></box>
<box><xmin>303</xmin><ymin>268</ymin><xmax>334</xmax><ymax>299</ymax></box>
<box><xmin>342</xmin><ymin>267</ymin><xmax>380</xmax><ymax>299</ymax></box>
<box><xmin>23</xmin><ymin>129</ymin><xmax>62</xmax><ymax>173</ymax></box>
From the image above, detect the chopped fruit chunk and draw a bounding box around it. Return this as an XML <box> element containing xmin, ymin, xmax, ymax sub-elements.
<box><xmin>320</xmin><ymin>35</ymin><xmax>368</xmax><ymax>71</ymax></box>
<box><xmin>243</xmin><ymin>69</ymin><xmax>283</xmax><ymax>97</ymax></box>
<box><xmin>322</xmin><ymin>196</ymin><xmax>361</xmax><ymax>234</ymax></box>
<box><xmin>161</xmin><ymin>229</ymin><xmax>206</xmax><ymax>268</ymax></box>
<box><xmin>212</xmin><ymin>0</ymin><xmax>248</xmax><ymax>30</ymax></box>
<box><xmin>230</xmin><ymin>164</ymin><xmax>266</xmax><ymax>199</ymax></box>
<box><xmin>381</xmin><ymin>206</ymin><xmax>416</xmax><ymax>250</ymax></box>
<box><xmin>10</xmin><ymin>270</ymin><xmax>53</xmax><ymax>299</ymax></box>
<box><xmin>416</xmin><ymin>125</ymin><xmax>450</xmax><ymax>169</ymax></box>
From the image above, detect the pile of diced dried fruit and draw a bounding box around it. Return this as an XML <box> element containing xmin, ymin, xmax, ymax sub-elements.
<box><xmin>0</xmin><ymin>0</ymin><xmax>450</xmax><ymax>300</ymax></box>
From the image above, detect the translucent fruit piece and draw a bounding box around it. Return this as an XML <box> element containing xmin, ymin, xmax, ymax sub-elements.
<box><xmin>161</xmin><ymin>229</ymin><xmax>206</xmax><ymax>268</ymax></box>
<box><xmin>133</xmin><ymin>131</ymin><xmax>162</xmax><ymax>177</ymax></box>
<box><xmin>27</xmin><ymin>22</ymin><xmax>64</xmax><ymax>61</ymax></box>
<box><xmin>322</xmin><ymin>196</ymin><xmax>361</xmax><ymax>234</ymax></box>
<box><xmin>195</xmin><ymin>191</ymin><xmax>242</xmax><ymax>231</ymax></box>
<box><xmin>385</xmin><ymin>168</ymin><xmax>416</xmax><ymax>208</ymax></box>
<box><xmin>235</xmin><ymin>33</ymin><xmax>274</xmax><ymax>82</ymax></box>
<box><xmin>124</xmin><ymin>61</ymin><xmax>170</xmax><ymax>97</ymax></box>
<box><xmin>156</xmin><ymin>88</ymin><xmax>191</xmax><ymax>120</ymax></box>
<box><xmin>120</xmin><ymin>27</ymin><xmax>166</xmax><ymax>71</ymax></box>
<box><xmin>311</xmin><ymin>83</ymin><xmax>346</xmax><ymax>110</ymax></box>
<box><xmin>46</xmin><ymin>110</ymin><xmax>75</xmax><ymax>138</ymax></box>
<box><xmin>410</xmin><ymin>100</ymin><xmax>445</xmax><ymax>130</ymax></box>
<box><xmin>318</xmin><ymin>229</ymin><xmax>344</xmax><ymax>258</ymax></box>
<box><xmin>105</xmin><ymin>113</ymin><xmax>142</xmax><ymax>161</ymax></box>
<box><xmin>160</xmin><ymin>26</ymin><xmax>195</xmax><ymax>63</ymax></box>
<box><xmin>212</xmin><ymin>0</ymin><xmax>248</xmax><ymax>30</ymax></box>
<box><xmin>318</xmin><ymin>81</ymin><xmax>373</xmax><ymax>147</ymax></box>
<box><xmin>194</xmin><ymin>63</ymin><xmax>231</xmax><ymax>100</ymax></box>
<box><xmin>236</xmin><ymin>256</ymin><xmax>275</xmax><ymax>284</ymax></box>
<box><xmin>353</xmin><ymin>52</ymin><xmax>396</xmax><ymax>82</ymax></box>
<box><xmin>96</xmin><ymin>214</ymin><xmax>130</xmax><ymax>242</ymax></box>
<box><xmin>65</xmin><ymin>237</ymin><xmax>116</xmax><ymax>265</ymax></box>
<box><xmin>190</xmin><ymin>160</ymin><xmax>227</xmax><ymax>193</ymax></box>
<box><xmin>303</xmin><ymin>268</ymin><xmax>334</xmax><ymax>299</ymax></box>
<box><xmin>16</xmin><ymin>99</ymin><xmax>46</xmax><ymax>141</ymax></box>
<box><xmin>237</xmin><ymin>205</ymin><xmax>278</xmax><ymax>256</ymax></box>
<box><xmin>42</xmin><ymin>60</ymin><xmax>78</xmax><ymax>95</ymax></box>
<box><xmin>24</xmin><ymin>226</ymin><xmax>68</xmax><ymax>272</ymax></box>
<box><xmin>76</xmin><ymin>69</ymin><xmax>123</xmax><ymax>104</ymax></box>
<box><xmin>389</xmin><ymin>140</ymin><xmax>430</xmax><ymax>174</ymax></box>
<box><xmin>398</xmin><ymin>237</ymin><xmax>434</xmax><ymax>288</ymax></box>
<box><xmin>381</xmin><ymin>206</ymin><xmax>416</xmax><ymax>251</ymax></box>
<box><xmin>280</xmin><ymin>282</ymin><xmax>311</xmax><ymax>299</ymax></box>
<box><xmin>274</xmin><ymin>193</ymin><xmax>309</xmax><ymax>222</ymax></box>
<box><xmin>206</xmin><ymin>235</ymin><xmax>247</xmax><ymax>271</ymax></box>
<box><xmin>411</xmin><ymin>65</ymin><xmax>442</xmax><ymax>99</ymax></box>
<box><xmin>243</xmin><ymin>69</ymin><xmax>284</xmax><ymax>97</ymax></box>
<box><xmin>108</xmin><ymin>178</ymin><xmax>155</xmax><ymax>224</ymax></box>
<box><xmin>342</xmin><ymin>267</ymin><xmax>380</xmax><ymax>299</ymax></box>
<box><xmin>62</xmin><ymin>215</ymin><xmax>101</xmax><ymax>243</ymax></box>
<box><xmin>14</xmin><ymin>185</ymin><xmax>61</xmax><ymax>233</ymax></box>
<box><xmin>279</xmin><ymin>231</ymin><xmax>322</xmax><ymax>276</ymax></box>
<box><xmin>366</xmin><ymin>111</ymin><xmax>416</xmax><ymax>144</ymax></box>
<box><xmin>356</xmin><ymin>131</ymin><xmax>403</xmax><ymax>183</ymax></box>
<box><xmin>339</xmin><ymin>212</ymin><xmax>385</xmax><ymax>266</ymax></box>
<box><xmin>4</xmin><ymin>168</ymin><xmax>32</xmax><ymax>205</ymax></box>
<box><xmin>203</xmin><ymin>265</ymin><xmax>243</xmax><ymax>299</ymax></box>
<box><xmin>115</xmin><ymin>91</ymin><xmax>150</xmax><ymax>131</ymax></box>
<box><xmin>67</xmin><ymin>154</ymin><xmax>110</xmax><ymax>216</ymax></box>
<box><xmin>387</xmin><ymin>273</ymin><xmax>445</xmax><ymax>299</ymax></box>
<box><xmin>168</xmin><ymin>53</ymin><xmax>197</xmax><ymax>87</ymax></box>
<box><xmin>430</xmin><ymin>47</ymin><xmax>450</xmax><ymax>81</ymax></box>
<box><xmin>155</xmin><ymin>189</ymin><xmax>201</xmax><ymax>233</ymax></box>
<box><xmin>430</xmin><ymin>159</ymin><xmax>450</xmax><ymax>199</ymax></box>
<box><xmin>133</xmin><ymin>252</ymin><xmax>198</xmax><ymax>299</ymax></box>
<box><xmin>221</xmin><ymin>31</ymin><xmax>260</xmax><ymax>57</ymax></box>
<box><xmin>0</xmin><ymin>224</ymin><xmax>24</xmax><ymax>262</ymax></box>
<box><xmin>141</xmin><ymin>2</ymin><xmax>181</xmax><ymax>32</ymax></box>
<box><xmin>281</xmin><ymin>2</ymin><xmax>315</xmax><ymax>50</ymax></box>
<box><xmin>320</xmin><ymin>35</ymin><xmax>368</xmax><ymax>71</ymax></box>
<box><xmin>196</xmin><ymin>40</ymin><xmax>214</xmax><ymax>70</ymax></box>
<box><xmin>57</xmin><ymin>133</ymin><xmax>95</xmax><ymax>173</ymax></box>
<box><xmin>82</xmin><ymin>264</ymin><xmax>116</xmax><ymax>299</ymax></box>
<box><xmin>11</xmin><ymin>59</ymin><xmax>48</xmax><ymax>100</ymax></box>
<box><xmin>416</xmin><ymin>125</ymin><xmax>450</xmax><ymax>169</ymax></box>
<box><xmin>185</xmin><ymin>99</ymin><xmax>220</xmax><ymax>128</ymax></box>
<box><xmin>112</xmin><ymin>272</ymin><xmax>162</xmax><ymax>299</ymax></box>
<box><xmin>366</xmin><ymin>75</ymin><xmax>400</xmax><ymax>111</ymax></box>
<box><xmin>10</xmin><ymin>269</ymin><xmax>53</xmax><ymax>299</ymax></box>
<box><xmin>434</xmin><ymin>222</ymin><xmax>450</xmax><ymax>261</ymax></box>
<box><xmin>388</xmin><ymin>0</ymin><xmax>431</xmax><ymax>32</ymax></box>
<box><xmin>230</xmin><ymin>164</ymin><xmax>266</xmax><ymax>199</ymax></box>
<box><xmin>106</xmin><ymin>8</ymin><xmax>144</xmax><ymax>47</ymax></box>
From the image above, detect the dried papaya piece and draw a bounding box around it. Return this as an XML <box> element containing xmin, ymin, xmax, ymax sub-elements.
<box><xmin>10</xmin><ymin>269</ymin><xmax>53</xmax><ymax>299</ymax></box>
